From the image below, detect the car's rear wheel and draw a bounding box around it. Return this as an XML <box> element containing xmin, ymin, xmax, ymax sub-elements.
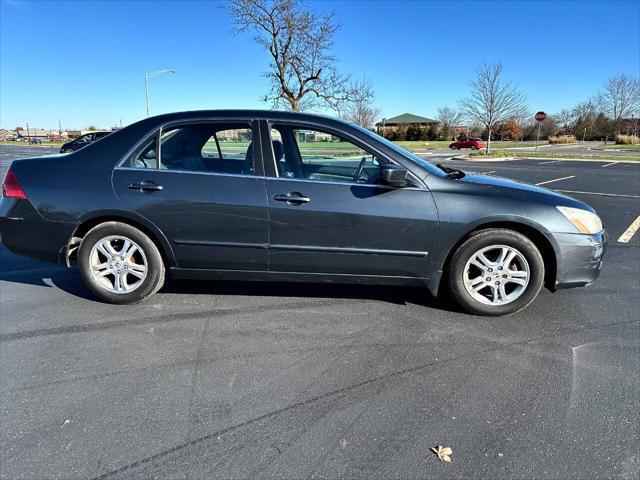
<box><xmin>78</xmin><ymin>222</ymin><xmax>165</xmax><ymax>304</ymax></box>
<box><xmin>450</xmin><ymin>145</ymin><xmax>458</xmax><ymax>150</ymax></box>
<box><xmin>447</xmin><ymin>229</ymin><xmax>544</xmax><ymax>316</ymax></box>
<box><xmin>471</xmin><ymin>145</ymin><xmax>478</xmax><ymax>150</ymax></box>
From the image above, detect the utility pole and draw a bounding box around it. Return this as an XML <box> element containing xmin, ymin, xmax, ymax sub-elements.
<box><xmin>26</xmin><ymin>122</ymin><xmax>31</xmax><ymax>144</ymax></box>
<box><xmin>582</xmin><ymin>127</ymin><xmax>587</xmax><ymax>142</ymax></box>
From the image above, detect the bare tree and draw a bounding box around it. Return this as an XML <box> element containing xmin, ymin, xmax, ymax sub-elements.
<box><xmin>596</xmin><ymin>74</ymin><xmax>640</xmax><ymax>132</ymax></box>
<box><xmin>556</xmin><ymin>108</ymin><xmax>576</xmax><ymax>134</ymax></box>
<box><xmin>436</xmin><ymin>106</ymin><xmax>463</xmax><ymax>126</ymax></box>
<box><xmin>458</xmin><ymin>63</ymin><xmax>527</xmax><ymax>153</ymax></box>
<box><xmin>343</xmin><ymin>77</ymin><xmax>380</xmax><ymax>129</ymax></box>
<box><xmin>436</xmin><ymin>106</ymin><xmax>463</xmax><ymax>140</ymax></box>
<box><xmin>228</xmin><ymin>0</ymin><xmax>351</xmax><ymax>112</ymax></box>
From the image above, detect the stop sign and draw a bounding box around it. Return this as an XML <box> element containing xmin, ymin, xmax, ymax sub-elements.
<box><xmin>535</xmin><ymin>111</ymin><xmax>546</xmax><ymax>122</ymax></box>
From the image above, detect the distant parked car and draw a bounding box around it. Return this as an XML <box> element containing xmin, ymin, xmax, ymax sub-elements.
<box><xmin>60</xmin><ymin>131</ymin><xmax>111</xmax><ymax>153</ymax></box>
<box><xmin>450</xmin><ymin>137</ymin><xmax>484</xmax><ymax>150</ymax></box>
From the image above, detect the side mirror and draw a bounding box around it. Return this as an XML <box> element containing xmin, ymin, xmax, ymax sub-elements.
<box><xmin>381</xmin><ymin>165</ymin><xmax>409</xmax><ymax>187</ymax></box>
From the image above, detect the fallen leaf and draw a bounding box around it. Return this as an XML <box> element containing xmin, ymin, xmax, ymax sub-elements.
<box><xmin>61</xmin><ymin>419</ymin><xmax>71</xmax><ymax>428</ymax></box>
<box><xmin>431</xmin><ymin>445</ymin><xmax>453</xmax><ymax>462</ymax></box>
<box><xmin>340</xmin><ymin>438</ymin><xmax>348</xmax><ymax>449</ymax></box>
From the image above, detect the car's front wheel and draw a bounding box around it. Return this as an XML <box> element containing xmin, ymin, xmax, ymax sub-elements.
<box><xmin>77</xmin><ymin>222</ymin><xmax>165</xmax><ymax>304</ymax></box>
<box><xmin>471</xmin><ymin>145</ymin><xmax>478</xmax><ymax>150</ymax></box>
<box><xmin>447</xmin><ymin>229</ymin><xmax>544</xmax><ymax>316</ymax></box>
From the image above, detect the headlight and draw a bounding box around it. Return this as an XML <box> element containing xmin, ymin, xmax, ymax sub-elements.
<box><xmin>556</xmin><ymin>206</ymin><xmax>603</xmax><ymax>234</ymax></box>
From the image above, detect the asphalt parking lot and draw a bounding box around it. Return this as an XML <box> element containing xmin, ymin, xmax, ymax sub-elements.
<box><xmin>1</xmin><ymin>145</ymin><xmax>639</xmax><ymax>479</ymax></box>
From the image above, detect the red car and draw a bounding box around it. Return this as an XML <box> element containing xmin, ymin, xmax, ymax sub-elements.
<box><xmin>449</xmin><ymin>137</ymin><xmax>484</xmax><ymax>150</ymax></box>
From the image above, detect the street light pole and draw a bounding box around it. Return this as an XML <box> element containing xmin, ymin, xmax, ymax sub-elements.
<box><xmin>144</xmin><ymin>69</ymin><xmax>175</xmax><ymax>117</ymax></box>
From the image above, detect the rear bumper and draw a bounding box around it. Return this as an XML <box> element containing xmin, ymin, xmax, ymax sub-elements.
<box><xmin>0</xmin><ymin>198</ymin><xmax>74</xmax><ymax>265</ymax></box>
<box><xmin>553</xmin><ymin>230</ymin><xmax>607</xmax><ymax>289</ymax></box>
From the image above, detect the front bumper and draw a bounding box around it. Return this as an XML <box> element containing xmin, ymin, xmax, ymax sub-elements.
<box><xmin>553</xmin><ymin>230</ymin><xmax>607</xmax><ymax>289</ymax></box>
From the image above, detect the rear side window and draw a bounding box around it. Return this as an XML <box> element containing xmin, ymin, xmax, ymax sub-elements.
<box><xmin>126</xmin><ymin>133</ymin><xmax>158</xmax><ymax>169</ymax></box>
<box><xmin>124</xmin><ymin>123</ymin><xmax>255</xmax><ymax>175</ymax></box>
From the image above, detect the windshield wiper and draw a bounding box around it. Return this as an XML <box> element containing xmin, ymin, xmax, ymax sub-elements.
<box><xmin>436</xmin><ymin>163</ymin><xmax>465</xmax><ymax>179</ymax></box>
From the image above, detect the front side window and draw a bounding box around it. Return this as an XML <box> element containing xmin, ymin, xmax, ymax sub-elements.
<box><xmin>124</xmin><ymin>122</ymin><xmax>255</xmax><ymax>174</ymax></box>
<box><xmin>270</xmin><ymin>126</ymin><xmax>385</xmax><ymax>185</ymax></box>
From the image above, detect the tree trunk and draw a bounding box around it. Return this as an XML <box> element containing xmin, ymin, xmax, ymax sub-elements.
<box><xmin>485</xmin><ymin>126</ymin><xmax>491</xmax><ymax>154</ymax></box>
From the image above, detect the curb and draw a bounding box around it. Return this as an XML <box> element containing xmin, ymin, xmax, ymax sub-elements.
<box><xmin>452</xmin><ymin>155</ymin><xmax>637</xmax><ymax>163</ymax></box>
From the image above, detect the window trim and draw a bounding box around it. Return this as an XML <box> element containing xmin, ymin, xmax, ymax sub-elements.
<box><xmin>264</xmin><ymin>120</ymin><xmax>425</xmax><ymax>188</ymax></box>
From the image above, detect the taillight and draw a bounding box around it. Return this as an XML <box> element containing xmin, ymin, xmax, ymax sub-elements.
<box><xmin>2</xmin><ymin>168</ymin><xmax>27</xmax><ymax>199</ymax></box>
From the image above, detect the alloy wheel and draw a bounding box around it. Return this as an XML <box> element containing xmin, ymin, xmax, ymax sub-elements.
<box><xmin>463</xmin><ymin>244</ymin><xmax>530</xmax><ymax>306</ymax></box>
<box><xmin>89</xmin><ymin>235</ymin><xmax>148</xmax><ymax>294</ymax></box>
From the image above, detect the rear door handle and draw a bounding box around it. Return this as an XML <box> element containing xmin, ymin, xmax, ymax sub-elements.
<box><xmin>273</xmin><ymin>192</ymin><xmax>311</xmax><ymax>205</ymax></box>
<box><xmin>128</xmin><ymin>181</ymin><xmax>163</xmax><ymax>192</ymax></box>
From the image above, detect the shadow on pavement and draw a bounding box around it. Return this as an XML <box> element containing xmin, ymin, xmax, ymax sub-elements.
<box><xmin>0</xmin><ymin>248</ymin><xmax>462</xmax><ymax>314</ymax></box>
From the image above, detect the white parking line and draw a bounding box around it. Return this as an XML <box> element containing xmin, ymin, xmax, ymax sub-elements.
<box><xmin>601</xmin><ymin>162</ymin><xmax>617</xmax><ymax>168</ymax></box>
<box><xmin>554</xmin><ymin>189</ymin><xmax>640</xmax><ymax>199</ymax></box>
<box><xmin>617</xmin><ymin>215</ymin><xmax>640</xmax><ymax>243</ymax></box>
<box><xmin>539</xmin><ymin>160</ymin><xmax>561</xmax><ymax>165</ymax></box>
<box><xmin>535</xmin><ymin>175</ymin><xmax>575</xmax><ymax>186</ymax></box>
<box><xmin>485</xmin><ymin>170</ymin><xmax>496</xmax><ymax>174</ymax></box>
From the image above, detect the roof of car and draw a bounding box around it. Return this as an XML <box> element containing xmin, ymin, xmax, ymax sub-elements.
<box><xmin>143</xmin><ymin>109</ymin><xmax>350</xmax><ymax>125</ymax></box>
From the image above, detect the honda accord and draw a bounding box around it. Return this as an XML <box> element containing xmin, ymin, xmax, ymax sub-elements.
<box><xmin>0</xmin><ymin>110</ymin><xmax>606</xmax><ymax>315</ymax></box>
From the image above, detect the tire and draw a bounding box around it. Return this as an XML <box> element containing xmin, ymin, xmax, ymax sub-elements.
<box><xmin>471</xmin><ymin>145</ymin><xmax>478</xmax><ymax>150</ymax></box>
<box><xmin>78</xmin><ymin>222</ymin><xmax>165</xmax><ymax>304</ymax></box>
<box><xmin>446</xmin><ymin>229</ymin><xmax>544</xmax><ymax>316</ymax></box>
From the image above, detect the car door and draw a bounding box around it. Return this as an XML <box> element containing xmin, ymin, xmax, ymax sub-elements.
<box><xmin>262</xmin><ymin>121</ymin><xmax>438</xmax><ymax>278</ymax></box>
<box><xmin>113</xmin><ymin>119</ymin><xmax>269</xmax><ymax>271</ymax></box>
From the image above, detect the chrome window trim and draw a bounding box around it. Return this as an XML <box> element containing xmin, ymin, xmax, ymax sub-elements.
<box><xmin>266</xmin><ymin>175</ymin><xmax>428</xmax><ymax>191</ymax></box>
<box><xmin>114</xmin><ymin>166</ymin><xmax>265</xmax><ymax>180</ymax></box>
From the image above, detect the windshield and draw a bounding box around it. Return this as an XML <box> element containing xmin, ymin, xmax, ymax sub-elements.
<box><xmin>351</xmin><ymin>124</ymin><xmax>446</xmax><ymax>177</ymax></box>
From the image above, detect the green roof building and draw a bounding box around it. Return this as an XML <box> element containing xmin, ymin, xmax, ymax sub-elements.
<box><xmin>375</xmin><ymin>113</ymin><xmax>440</xmax><ymax>127</ymax></box>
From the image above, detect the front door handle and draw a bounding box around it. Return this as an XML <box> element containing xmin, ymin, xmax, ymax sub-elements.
<box><xmin>273</xmin><ymin>192</ymin><xmax>311</xmax><ymax>205</ymax></box>
<box><xmin>128</xmin><ymin>181</ymin><xmax>164</xmax><ymax>192</ymax></box>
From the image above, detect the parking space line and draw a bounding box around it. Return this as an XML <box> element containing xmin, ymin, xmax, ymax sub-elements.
<box><xmin>539</xmin><ymin>160</ymin><xmax>561</xmax><ymax>164</ymax></box>
<box><xmin>554</xmin><ymin>189</ymin><xmax>640</xmax><ymax>199</ymax></box>
<box><xmin>535</xmin><ymin>175</ymin><xmax>575</xmax><ymax>186</ymax></box>
<box><xmin>617</xmin><ymin>215</ymin><xmax>640</xmax><ymax>243</ymax></box>
<box><xmin>601</xmin><ymin>162</ymin><xmax>618</xmax><ymax>168</ymax></box>
<box><xmin>485</xmin><ymin>170</ymin><xmax>496</xmax><ymax>174</ymax></box>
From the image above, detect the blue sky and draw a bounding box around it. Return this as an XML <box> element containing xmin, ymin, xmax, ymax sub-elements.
<box><xmin>1</xmin><ymin>0</ymin><xmax>638</xmax><ymax>129</ymax></box>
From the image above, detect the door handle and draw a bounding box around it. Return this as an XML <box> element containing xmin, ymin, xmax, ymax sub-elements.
<box><xmin>128</xmin><ymin>181</ymin><xmax>164</xmax><ymax>192</ymax></box>
<box><xmin>273</xmin><ymin>192</ymin><xmax>311</xmax><ymax>205</ymax></box>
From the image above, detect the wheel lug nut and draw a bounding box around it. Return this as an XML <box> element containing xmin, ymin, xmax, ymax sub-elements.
<box><xmin>502</xmin><ymin>274</ymin><xmax>507</xmax><ymax>278</ymax></box>
<box><xmin>488</xmin><ymin>268</ymin><xmax>493</xmax><ymax>272</ymax></box>
<box><xmin>498</xmin><ymin>266</ymin><xmax>503</xmax><ymax>271</ymax></box>
<box><xmin>495</xmin><ymin>281</ymin><xmax>500</xmax><ymax>285</ymax></box>
<box><xmin>486</xmin><ymin>277</ymin><xmax>491</xmax><ymax>282</ymax></box>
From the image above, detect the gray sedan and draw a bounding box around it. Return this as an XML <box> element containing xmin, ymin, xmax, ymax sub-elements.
<box><xmin>0</xmin><ymin>110</ymin><xmax>606</xmax><ymax>315</ymax></box>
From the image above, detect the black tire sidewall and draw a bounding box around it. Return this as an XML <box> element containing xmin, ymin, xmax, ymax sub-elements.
<box><xmin>448</xmin><ymin>229</ymin><xmax>545</xmax><ymax>316</ymax></box>
<box><xmin>77</xmin><ymin>222</ymin><xmax>165</xmax><ymax>304</ymax></box>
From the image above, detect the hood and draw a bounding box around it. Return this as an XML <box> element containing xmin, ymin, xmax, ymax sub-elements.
<box><xmin>458</xmin><ymin>173</ymin><xmax>594</xmax><ymax>212</ymax></box>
